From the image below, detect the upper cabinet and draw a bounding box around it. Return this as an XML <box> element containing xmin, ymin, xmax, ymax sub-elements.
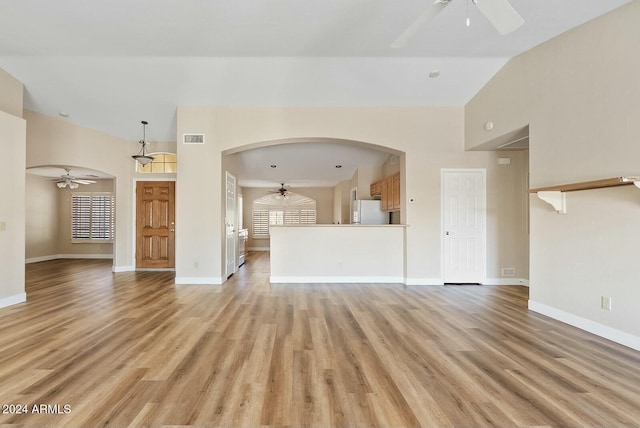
<box><xmin>370</xmin><ymin>180</ymin><xmax>382</xmax><ymax>198</ymax></box>
<box><xmin>391</xmin><ymin>172</ymin><xmax>400</xmax><ymax>211</ymax></box>
<box><xmin>371</xmin><ymin>172</ymin><xmax>400</xmax><ymax>212</ymax></box>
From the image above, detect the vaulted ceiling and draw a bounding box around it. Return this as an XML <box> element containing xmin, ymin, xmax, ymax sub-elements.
<box><xmin>1</xmin><ymin>0</ymin><xmax>628</xmax><ymax>142</ymax></box>
<box><xmin>2</xmin><ymin>0</ymin><xmax>630</xmax><ymax>187</ymax></box>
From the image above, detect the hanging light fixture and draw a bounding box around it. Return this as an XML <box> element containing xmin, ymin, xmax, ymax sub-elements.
<box><xmin>132</xmin><ymin>120</ymin><xmax>154</xmax><ymax>166</ymax></box>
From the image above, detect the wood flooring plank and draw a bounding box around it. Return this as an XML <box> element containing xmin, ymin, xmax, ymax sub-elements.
<box><xmin>0</xmin><ymin>256</ymin><xmax>639</xmax><ymax>427</ymax></box>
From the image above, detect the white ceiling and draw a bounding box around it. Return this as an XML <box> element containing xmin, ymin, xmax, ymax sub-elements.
<box><xmin>26</xmin><ymin>166</ymin><xmax>113</xmax><ymax>180</ymax></box>
<box><xmin>1</xmin><ymin>0</ymin><xmax>629</xmax><ymax>186</ymax></box>
<box><xmin>228</xmin><ymin>142</ymin><xmax>394</xmax><ymax>188</ymax></box>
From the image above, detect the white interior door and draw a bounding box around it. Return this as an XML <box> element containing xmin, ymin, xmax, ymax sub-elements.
<box><xmin>442</xmin><ymin>169</ymin><xmax>486</xmax><ymax>284</ymax></box>
<box><xmin>225</xmin><ymin>171</ymin><xmax>237</xmax><ymax>278</ymax></box>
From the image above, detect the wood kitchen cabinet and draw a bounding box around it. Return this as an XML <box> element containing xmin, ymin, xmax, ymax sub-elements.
<box><xmin>370</xmin><ymin>181</ymin><xmax>381</xmax><ymax>198</ymax></box>
<box><xmin>373</xmin><ymin>172</ymin><xmax>401</xmax><ymax>212</ymax></box>
<box><xmin>380</xmin><ymin>177</ymin><xmax>389</xmax><ymax>210</ymax></box>
<box><xmin>391</xmin><ymin>172</ymin><xmax>400</xmax><ymax>211</ymax></box>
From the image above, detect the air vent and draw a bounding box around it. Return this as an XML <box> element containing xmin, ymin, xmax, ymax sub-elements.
<box><xmin>183</xmin><ymin>133</ymin><xmax>205</xmax><ymax>144</ymax></box>
<box><xmin>501</xmin><ymin>267</ymin><xmax>516</xmax><ymax>277</ymax></box>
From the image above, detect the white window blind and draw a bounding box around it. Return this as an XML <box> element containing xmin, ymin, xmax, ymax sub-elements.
<box><xmin>252</xmin><ymin>193</ymin><xmax>317</xmax><ymax>238</ymax></box>
<box><xmin>252</xmin><ymin>210</ymin><xmax>269</xmax><ymax>238</ymax></box>
<box><xmin>71</xmin><ymin>193</ymin><xmax>115</xmax><ymax>241</ymax></box>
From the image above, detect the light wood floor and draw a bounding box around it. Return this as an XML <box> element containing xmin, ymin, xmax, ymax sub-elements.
<box><xmin>1</xmin><ymin>254</ymin><xmax>639</xmax><ymax>427</ymax></box>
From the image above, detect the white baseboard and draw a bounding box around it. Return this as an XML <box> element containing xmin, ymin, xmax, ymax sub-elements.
<box><xmin>484</xmin><ymin>277</ymin><xmax>529</xmax><ymax>286</ymax></box>
<box><xmin>175</xmin><ymin>277</ymin><xmax>224</xmax><ymax>285</ymax></box>
<box><xmin>58</xmin><ymin>254</ymin><xmax>113</xmax><ymax>259</ymax></box>
<box><xmin>270</xmin><ymin>276</ymin><xmax>405</xmax><ymax>284</ymax></box>
<box><xmin>112</xmin><ymin>265</ymin><xmax>135</xmax><ymax>272</ymax></box>
<box><xmin>26</xmin><ymin>254</ymin><xmax>113</xmax><ymax>264</ymax></box>
<box><xmin>248</xmin><ymin>247</ymin><xmax>270</xmax><ymax>252</ymax></box>
<box><xmin>404</xmin><ymin>277</ymin><xmax>530</xmax><ymax>286</ymax></box>
<box><xmin>528</xmin><ymin>300</ymin><xmax>640</xmax><ymax>352</ymax></box>
<box><xmin>25</xmin><ymin>255</ymin><xmax>59</xmax><ymax>264</ymax></box>
<box><xmin>404</xmin><ymin>278</ymin><xmax>444</xmax><ymax>286</ymax></box>
<box><xmin>0</xmin><ymin>293</ymin><xmax>27</xmax><ymax>309</ymax></box>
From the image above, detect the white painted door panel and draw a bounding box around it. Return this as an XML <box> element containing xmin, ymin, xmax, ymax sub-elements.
<box><xmin>442</xmin><ymin>169</ymin><xmax>486</xmax><ymax>283</ymax></box>
<box><xmin>225</xmin><ymin>171</ymin><xmax>237</xmax><ymax>278</ymax></box>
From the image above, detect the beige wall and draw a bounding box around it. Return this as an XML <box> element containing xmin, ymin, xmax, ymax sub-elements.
<box><xmin>176</xmin><ymin>106</ymin><xmax>528</xmax><ymax>283</ymax></box>
<box><xmin>25</xmin><ymin>176</ymin><xmax>115</xmax><ymax>259</ymax></box>
<box><xmin>381</xmin><ymin>154</ymin><xmax>401</xmax><ymax>177</ymax></box>
<box><xmin>332</xmin><ymin>180</ymin><xmax>352</xmax><ymax>224</ymax></box>
<box><xmin>25</xmin><ymin>174</ymin><xmax>59</xmax><ymax>259</ymax></box>
<box><xmin>465</xmin><ymin>2</ymin><xmax>640</xmax><ymax>342</ymax></box>
<box><xmin>355</xmin><ymin>166</ymin><xmax>383</xmax><ymax>200</ymax></box>
<box><xmin>24</xmin><ymin>110</ymin><xmax>136</xmax><ymax>270</ymax></box>
<box><xmin>0</xmin><ymin>68</ymin><xmax>23</xmax><ymax>118</ymax></box>
<box><xmin>0</xmin><ymin>110</ymin><xmax>26</xmax><ymax>304</ymax></box>
<box><xmin>242</xmin><ymin>186</ymin><xmax>334</xmax><ymax>250</ymax></box>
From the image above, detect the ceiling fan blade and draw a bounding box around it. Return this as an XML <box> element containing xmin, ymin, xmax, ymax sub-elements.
<box><xmin>391</xmin><ymin>0</ymin><xmax>450</xmax><ymax>48</ymax></box>
<box><xmin>475</xmin><ymin>0</ymin><xmax>524</xmax><ymax>35</ymax></box>
<box><xmin>73</xmin><ymin>179</ymin><xmax>97</xmax><ymax>184</ymax></box>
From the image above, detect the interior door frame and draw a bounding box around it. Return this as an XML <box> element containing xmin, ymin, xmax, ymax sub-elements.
<box><xmin>131</xmin><ymin>177</ymin><xmax>177</xmax><ymax>270</ymax></box>
<box><xmin>225</xmin><ymin>171</ymin><xmax>237</xmax><ymax>278</ymax></box>
<box><xmin>440</xmin><ymin>168</ymin><xmax>487</xmax><ymax>284</ymax></box>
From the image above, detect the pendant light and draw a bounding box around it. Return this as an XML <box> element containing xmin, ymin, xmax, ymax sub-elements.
<box><xmin>132</xmin><ymin>120</ymin><xmax>154</xmax><ymax>166</ymax></box>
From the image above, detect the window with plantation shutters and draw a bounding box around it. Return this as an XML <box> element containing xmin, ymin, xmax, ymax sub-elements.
<box><xmin>71</xmin><ymin>192</ymin><xmax>115</xmax><ymax>242</ymax></box>
<box><xmin>252</xmin><ymin>193</ymin><xmax>316</xmax><ymax>238</ymax></box>
<box><xmin>252</xmin><ymin>210</ymin><xmax>269</xmax><ymax>238</ymax></box>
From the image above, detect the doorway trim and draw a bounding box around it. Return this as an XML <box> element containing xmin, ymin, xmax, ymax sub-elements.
<box><xmin>131</xmin><ymin>177</ymin><xmax>176</xmax><ymax>271</ymax></box>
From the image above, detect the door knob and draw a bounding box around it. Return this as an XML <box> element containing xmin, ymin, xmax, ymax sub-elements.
<box><xmin>170</xmin><ymin>229</ymin><xmax>175</xmax><ymax>232</ymax></box>
<box><xmin>445</xmin><ymin>231</ymin><xmax>451</xmax><ymax>235</ymax></box>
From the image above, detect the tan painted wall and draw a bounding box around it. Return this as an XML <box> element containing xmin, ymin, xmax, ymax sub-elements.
<box><xmin>0</xmin><ymin>110</ymin><xmax>26</xmax><ymax>302</ymax></box>
<box><xmin>25</xmin><ymin>176</ymin><xmax>115</xmax><ymax>259</ymax></box>
<box><xmin>25</xmin><ymin>174</ymin><xmax>59</xmax><ymax>259</ymax></box>
<box><xmin>381</xmin><ymin>154</ymin><xmax>401</xmax><ymax>177</ymax></box>
<box><xmin>465</xmin><ymin>2</ymin><xmax>640</xmax><ymax>337</ymax></box>
<box><xmin>176</xmin><ymin>106</ymin><xmax>528</xmax><ymax>283</ymax></box>
<box><xmin>24</xmin><ymin>110</ymin><xmax>136</xmax><ymax>270</ymax></box>
<box><xmin>0</xmin><ymin>68</ymin><xmax>23</xmax><ymax>118</ymax></box>
<box><xmin>355</xmin><ymin>166</ymin><xmax>382</xmax><ymax>200</ymax></box>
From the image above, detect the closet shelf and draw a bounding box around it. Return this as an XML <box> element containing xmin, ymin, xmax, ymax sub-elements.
<box><xmin>529</xmin><ymin>176</ymin><xmax>640</xmax><ymax>193</ymax></box>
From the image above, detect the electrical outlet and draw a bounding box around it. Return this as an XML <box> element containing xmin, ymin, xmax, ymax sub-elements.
<box><xmin>601</xmin><ymin>296</ymin><xmax>612</xmax><ymax>311</ymax></box>
<box><xmin>0</xmin><ymin>221</ymin><xmax>5</xmax><ymax>231</ymax></box>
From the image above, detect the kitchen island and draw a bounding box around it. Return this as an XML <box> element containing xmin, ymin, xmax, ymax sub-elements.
<box><xmin>269</xmin><ymin>224</ymin><xmax>406</xmax><ymax>283</ymax></box>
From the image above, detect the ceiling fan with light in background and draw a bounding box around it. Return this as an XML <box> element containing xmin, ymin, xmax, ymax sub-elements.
<box><xmin>54</xmin><ymin>168</ymin><xmax>96</xmax><ymax>189</ymax></box>
<box><xmin>269</xmin><ymin>183</ymin><xmax>291</xmax><ymax>199</ymax></box>
<box><xmin>391</xmin><ymin>0</ymin><xmax>524</xmax><ymax>48</ymax></box>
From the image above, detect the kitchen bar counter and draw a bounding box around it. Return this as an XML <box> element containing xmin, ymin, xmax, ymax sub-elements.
<box><xmin>269</xmin><ymin>224</ymin><xmax>407</xmax><ymax>283</ymax></box>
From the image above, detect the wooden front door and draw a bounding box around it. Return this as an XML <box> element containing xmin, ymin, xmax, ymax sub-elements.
<box><xmin>136</xmin><ymin>181</ymin><xmax>175</xmax><ymax>268</ymax></box>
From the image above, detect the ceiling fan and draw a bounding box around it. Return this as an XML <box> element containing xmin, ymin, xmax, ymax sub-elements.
<box><xmin>269</xmin><ymin>183</ymin><xmax>290</xmax><ymax>198</ymax></box>
<box><xmin>391</xmin><ymin>0</ymin><xmax>524</xmax><ymax>48</ymax></box>
<box><xmin>55</xmin><ymin>168</ymin><xmax>97</xmax><ymax>189</ymax></box>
